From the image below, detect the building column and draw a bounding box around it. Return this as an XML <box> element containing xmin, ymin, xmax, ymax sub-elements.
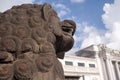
<box><xmin>95</xmin><ymin>50</ymin><xmax>108</xmax><ymax>80</ymax></box>
<box><xmin>109</xmin><ymin>60</ymin><xmax>116</xmax><ymax>80</ymax></box>
<box><xmin>95</xmin><ymin>52</ymin><xmax>103</xmax><ymax>80</ymax></box>
<box><xmin>100</xmin><ymin>58</ymin><xmax>109</xmax><ymax>80</ymax></box>
<box><xmin>105</xmin><ymin>59</ymin><xmax>115</xmax><ymax>80</ymax></box>
<box><xmin>115</xmin><ymin>61</ymin><xmax>120</xmax><ymax>80</ymax></box>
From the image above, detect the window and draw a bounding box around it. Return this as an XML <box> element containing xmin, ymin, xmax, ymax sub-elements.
<box><xmin>78</xmin><ymin>63</ymin><xmax>85</xmax><ymax>67</ymax></box>
<box><xmin>89</xmin><ymin>64</ymin><xmax>95</xmax><ymax>68</ymax></box>
<box><xmin>65</xmin><ymin>61</ymin><xmax>73</xmax><ymax>66</ymax></box>
<box><xmin>65</xmin><ymin>76</ymin><xmax>80</xmax><ymax>80</ymax></box>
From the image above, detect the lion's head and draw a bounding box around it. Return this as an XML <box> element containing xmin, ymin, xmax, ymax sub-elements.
<box><xmin>42</xmin><ymin>3</ymin><xmax>76</xmax><ymax>58</ymax></box>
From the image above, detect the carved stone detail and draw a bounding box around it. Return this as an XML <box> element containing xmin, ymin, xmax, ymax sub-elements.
<box><xmin>0</xmin><ymin>3</ymin><xmax>76</xmax><ymax>80</ymax></box>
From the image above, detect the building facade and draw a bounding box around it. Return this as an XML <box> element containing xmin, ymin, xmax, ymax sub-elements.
<box><xmin>60</xmin><ymin>44</ymin><xmax>120</xmax><ymax>80</ymax></box>
<box><xmin>59</xmin><ymin>56</ymin><xmax>100</xmax><ymax>80</ymax></box>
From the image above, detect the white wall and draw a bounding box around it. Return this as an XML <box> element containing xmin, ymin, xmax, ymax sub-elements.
<box><xmin>59</xmin><ymin>56</ymin><xmax>101</xmax><ymax>80</ymax></box>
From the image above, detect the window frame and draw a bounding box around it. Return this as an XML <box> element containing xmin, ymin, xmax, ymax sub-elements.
<box><xmin>78</xmin><ymin>62</ymin><xmax>85</xmax><ymax>67</ymax></box>
<box><xmin>65</xmin><ymin>61</ymin><xmax>73</xmax><ymax>66</ymax></box>
<box><xmin>89</xmin><ymin>63</ymin><xmax>96</xmax><ymax>68</ymax></box>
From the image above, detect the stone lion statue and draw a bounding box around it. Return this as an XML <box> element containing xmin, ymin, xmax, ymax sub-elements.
<box><xmin>0</xmin><ymin>3</ymin><xmax>76</xmax><ymax>80</ymax></box>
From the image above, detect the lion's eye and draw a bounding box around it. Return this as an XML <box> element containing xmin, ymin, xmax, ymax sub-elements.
<box><xmin>62</xmin><ymin>26</ymin><xmax>70</xmax><ymax>32</ymax></box>
<box><xmin>62</xmin><ymin>26</ymin><xmax>73</xmax><ymax>33</ymax></box>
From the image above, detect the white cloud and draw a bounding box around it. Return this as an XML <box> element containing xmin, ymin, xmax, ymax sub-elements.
<box><xmin>102</xmin><ymin>0</ymin><xmax>120</xmax><ymax>50</ymax></box>
<box><xmin>70</xmin><ymin>0</ymin><xmax>120</xmax><ymax>53</ymax></box>
<box><xmin>102</xmin><ymin>2</ymin><xmax>120</xmax><ymax>29</ymax></box>
<box><xmin>0</xmin><ymin>0</ymin><xmax>34</xmax><ymax>12</ymax></box>
<box><xmin>78</xmin><ymin>0</ymin><xmax>120</xmax><ymax>51</ymax></box>
<box><xmin>80</xmin><ymin>24</ymin><xmax>103</xmax><ymax>49</ymax></box>
<box><xmin>58</xmin><ymin>10</ymin><xmax>68</xmax><ymax>18</ymax></box>
<box><xmin>71</xmin><ymin>0</ymin><xmax>85</xmax><ymax>3</ymax></box>
<box><xmin>55</xmin><ymin>4</ymin><xmax>70</xmax><ymax>12</ymax></box>
<box><xmin>52</xmin><ymin>3</ymin><xmax>71</xmax><ymax>18</ymax></box>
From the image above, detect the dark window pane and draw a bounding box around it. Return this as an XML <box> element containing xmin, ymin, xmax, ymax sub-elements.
<box><xmin>65</xmin><ymin>61</ymin><xmax>73</xmax><ymax>66</ymax></box>
<box><xmin>65</xmin><ymin>76</ymin><xmax>80</xmax><ymax>80</ymax></box>
<box><xmin>89</xmin><ymin>64</ymin><xmax>95</xmax><ymax>68</ymax></box>
<box><xmin>78</xmin><ymin>63</ymin><xmax>85</xmax><ymax>67</ymax></box>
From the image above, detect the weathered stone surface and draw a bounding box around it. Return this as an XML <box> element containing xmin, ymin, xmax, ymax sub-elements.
<box><xmin>0</xmin><ymin>3</ymin><xmax>76</xmax><ymax>80</ymax></box>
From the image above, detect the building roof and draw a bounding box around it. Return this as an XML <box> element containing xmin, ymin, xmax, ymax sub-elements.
<box><xmin>75</xmin><ymin>45</ymin><xmax>96</xmax><ymax>58</ymax></box>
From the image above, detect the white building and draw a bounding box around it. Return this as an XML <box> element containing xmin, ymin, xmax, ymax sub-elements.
<box><xmin>60</xmin><ymin>44</ymin><xmax>120</xmax><ymax>80</ymax></box>
<box><xmin>59</xmin><ymin>56</ymin><xmax>100</xmax><ymax>80</ymax></box>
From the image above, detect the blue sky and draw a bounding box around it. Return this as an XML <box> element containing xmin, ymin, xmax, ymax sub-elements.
<box><xmin>0</xmin><ymin>0</ymin><xmax>120</xmax><ymax>55</ymax></box>
<box><xmin>34</xmin><ymin>0</ymin><xmax>113</xmax><ymax>29</ymax></box>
